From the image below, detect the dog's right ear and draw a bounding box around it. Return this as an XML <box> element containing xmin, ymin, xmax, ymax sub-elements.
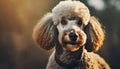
<box><xmin>32</xmin><ymin>13</ymin><xmax>56</xmax><ymax>50</ymax></box>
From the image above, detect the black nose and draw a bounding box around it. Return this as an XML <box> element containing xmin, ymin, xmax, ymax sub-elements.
<box><xmin>69</xmin><ymin>32</ymin><xmax>78</xmax><ymax>41</ymax></box>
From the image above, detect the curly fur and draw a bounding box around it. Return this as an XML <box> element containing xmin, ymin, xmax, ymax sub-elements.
<box><xmin>32</xmin><ymin>0</ymin><xmax>110</xmax><ymax>69</ymax></box>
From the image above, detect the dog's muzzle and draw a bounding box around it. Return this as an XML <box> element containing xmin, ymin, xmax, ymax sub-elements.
<box><xmin>61</xmin><ymin>30</ymin><xmax>87</xmax><ymax>51</ymax></box>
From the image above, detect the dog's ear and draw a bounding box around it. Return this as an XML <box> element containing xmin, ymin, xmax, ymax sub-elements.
<box><xmin>84</xmin><ymin>16</ymin><xmax>105</xmax><ymax>52</ymax></box>
<box><xmin>32</xmin><ymin>13</ymin><xmax>57</xmax><ymax>50</ymax></box>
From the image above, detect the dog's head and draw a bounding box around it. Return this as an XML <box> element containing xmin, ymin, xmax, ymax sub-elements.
<box><xmin>32</xmin><ymin>1</ymin><xmax>105</xmax><ymax>52</ymax></box>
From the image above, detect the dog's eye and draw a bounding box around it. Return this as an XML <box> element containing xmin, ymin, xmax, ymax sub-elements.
<box><xmin>77</xmin><ymin>19</ymin><xmax>82</xmax><ymax>26</ymax></box>
<box><xmin>61</xmin><ymin>17</ymin><xmax>67</xmax><ymax>25</ymax></box>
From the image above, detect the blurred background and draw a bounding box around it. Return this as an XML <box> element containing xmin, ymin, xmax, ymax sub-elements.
<box><xmin>0</xmin><ymin>0</ymin><xmax>120</xmax><ymax>69</ymax></box>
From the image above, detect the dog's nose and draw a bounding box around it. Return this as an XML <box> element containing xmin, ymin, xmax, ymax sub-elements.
<box><xmin>69</xmin><ymin>32</ymin><xmax>78</xmax><ymax>41</ymax></box>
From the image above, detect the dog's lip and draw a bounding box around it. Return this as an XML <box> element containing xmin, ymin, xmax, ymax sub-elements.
<box><xmin>65</xmin><ymin>41</ymin><xmax>79</xmax><ymax>45</ymax></box>
<box><xmin>64</xmin><ymin>43</ymin><xmax>81</xmax><ymax>52</ymax></box>
<box><xmin>63</xmin><ymin>41</ymin><xmax>82</xmax><ymax>52</ymax></box>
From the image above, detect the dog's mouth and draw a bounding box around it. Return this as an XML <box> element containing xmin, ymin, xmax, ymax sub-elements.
<box><xmin>63</xmin><ymin>41</ymin><xmax>82</xmax><ymax>51</ymax></box>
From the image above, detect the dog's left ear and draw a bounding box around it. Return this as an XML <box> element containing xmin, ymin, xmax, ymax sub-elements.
<box><xmin>84</xmin><ymin>16</ymin><xmax>105</xmax><ymax>52</ymax></box>
<box><xmin>32</xmin><ymin>13</ymin><xmax>57</xmax><ymax>50</ymax></box>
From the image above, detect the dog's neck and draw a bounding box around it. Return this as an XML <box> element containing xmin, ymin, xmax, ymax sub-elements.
<box><xmin>55</xmin><ymin>43</ymin><xmax>84</xmax><ymax>68</ymax></box>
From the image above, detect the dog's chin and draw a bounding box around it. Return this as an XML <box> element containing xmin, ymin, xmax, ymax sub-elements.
<box><xmin>65</xmin><ymin>44</ymin><xmax>80</xmax><ymax>52</ymax></box>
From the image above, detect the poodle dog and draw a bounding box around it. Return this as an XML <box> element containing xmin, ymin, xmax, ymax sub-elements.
<box><xmin>32</xmin><ymin>0</ymin><xmax>111</xmax><ymax>69</ymax></box>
